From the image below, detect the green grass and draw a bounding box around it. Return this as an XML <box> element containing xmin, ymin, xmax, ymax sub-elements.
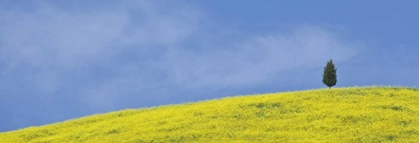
<box><xmin>0</xmin><ymin>86</ymin><xmax>418</xmax><ymax>142</ymax></box>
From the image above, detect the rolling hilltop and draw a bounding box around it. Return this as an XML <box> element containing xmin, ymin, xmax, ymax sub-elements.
<box><xmin>0</xmin><ymin>86</ymin><xmax>418</xmax><ymax>142</ymax></box>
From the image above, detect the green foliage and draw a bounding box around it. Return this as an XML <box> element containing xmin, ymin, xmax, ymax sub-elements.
<box><xmin>323</xmin><ymin>59</ymin><xmax>337</xmax><ymax>88</ymax></box>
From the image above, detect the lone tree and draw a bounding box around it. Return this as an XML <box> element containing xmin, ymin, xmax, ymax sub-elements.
<box><xmin>322</xmin><ymin>59</ymin><xmax>337</xmax><ymax>88</ymax></box>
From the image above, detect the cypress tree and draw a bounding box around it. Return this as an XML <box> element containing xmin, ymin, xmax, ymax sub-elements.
<box><xmin>322</xmin><ymin>59</ymin><xmax>337</xmax><ymax>88</ymax></box>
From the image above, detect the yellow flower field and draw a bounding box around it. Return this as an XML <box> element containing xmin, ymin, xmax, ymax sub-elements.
<box><xmin>0</xmin><ymin>86</ymin><xmax>418</xmax><ymax>142</ymax></box>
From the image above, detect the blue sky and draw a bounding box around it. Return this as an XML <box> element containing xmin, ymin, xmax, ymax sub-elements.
<box><xmin>0</xmin><ymin>0</ymin><xmax>418</xmax><ymax>132</ymax></box>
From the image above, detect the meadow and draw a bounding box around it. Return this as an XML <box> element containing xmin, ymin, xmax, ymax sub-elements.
<box><xmin>0</xmin><ymin>86</ymin><xmax>418</xmax><ymax>142</ymax></box>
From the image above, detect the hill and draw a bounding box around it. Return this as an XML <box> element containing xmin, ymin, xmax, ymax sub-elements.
<box><xmin>0</xmin><ymin>86</ymin><xmax>418</xmax><ymax>142</ymax></box>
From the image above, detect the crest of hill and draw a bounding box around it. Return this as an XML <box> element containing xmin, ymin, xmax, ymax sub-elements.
<box><xmin>0</xmin><ymin>86</ymin><xmax>418</xmax><ymax>142</ymax></box>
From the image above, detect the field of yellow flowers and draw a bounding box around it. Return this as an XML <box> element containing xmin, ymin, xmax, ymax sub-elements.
<box><xmin>0</xmin><ymin>86</ymin><xmax>418</xmax><ymax>142</ymax></box>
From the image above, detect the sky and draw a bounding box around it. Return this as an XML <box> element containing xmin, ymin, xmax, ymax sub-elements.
<box><xmin>0</xmin><ymin>0</ymin><xmax>418</xmax><ymax>132</ymax></box>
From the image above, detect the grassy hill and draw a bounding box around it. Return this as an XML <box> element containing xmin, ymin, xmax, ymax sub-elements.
<box><xmin>0</xmin><ymin>86</ymin><xmax>418</xmax><ymax>142</ymax></box>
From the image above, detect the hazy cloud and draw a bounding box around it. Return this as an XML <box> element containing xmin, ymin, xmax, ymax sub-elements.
<box><xmin>0</xmin><ymin>3</ymin><xmax>129</xmax><ymax>93</ymax></box>
<box><xmin>0</xmin><ymin>1</ymin><xmax>360</xmax><ymax>111</ymax></box>
<box><xmin>164</xmin><ymin>25</ymin><xmax>358</xmax><ymax>88</ymax></box>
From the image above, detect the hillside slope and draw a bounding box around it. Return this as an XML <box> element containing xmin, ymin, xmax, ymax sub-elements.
<box><xmin>0</xmin><ymin>86</ymin><xmax>418</xmax><ymax>142</ymax></box>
